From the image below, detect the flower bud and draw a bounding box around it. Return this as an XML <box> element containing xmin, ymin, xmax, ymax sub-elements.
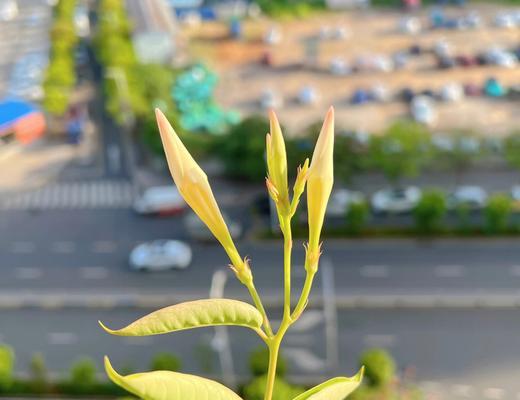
<box><xmin>306</xmin><ymin>107</ymin><xmax>334</xmax><ymax>252</ymax></box>
<box><xmin>155</xmin><ymin>109</ymin><xmax>242</xmax><ymax>268</ymax></box>
<box><xmin>266</xmin><ymin>110</ymin><xmax>289</xmax><ymax>209</ymax></box>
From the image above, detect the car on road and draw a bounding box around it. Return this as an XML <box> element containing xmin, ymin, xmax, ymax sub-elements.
<box><xmin>129</xmin><ymin>240</ymin><xmax>192</xmax><ymax>272</ymax></box>
<box><xmin>371</xmin><ymin>187</ymin><xmax>422</xmax><ymax>214</ymax></box>
<box><xmin>0</xmin><ymin>0</ymin><xmax>18</xmax><ymax>21</ymax></box>
<box><xmin>440</xmin><ymin>82</ymin><xmax>464</xmax><ymax>102</ymax></box>
<box><xmin>184</xmin><ymin>211</ymin><xmax>242</xmax><ymax>242</ymax></box>
<box><xmin>447</xmin><ymin>186</ymin><xmax>487</xmax><ymax>209</ymax></box>
<box><xmin>260</xmin><ymin>89</ymin><xmax>283</xmax><ymax>109</ymax></box>
<box><xmin>326</xmin><ymin>189</ymin><xmax>365</xmax><ymax>217</ymax></box>
<box><xmin>133</xmin><ymin>186</ymin><xmax>186</xmax><ymax>215</ymax></box>
<box><xmin>298</xmin><ymin>85</ymin><xmax>320</xmax><ymax>105</ymax></box>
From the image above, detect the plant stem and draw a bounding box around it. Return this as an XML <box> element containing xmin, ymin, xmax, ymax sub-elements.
<box><xmin>246</xmin><ymin>283</ymin><xmax>273</xmax><ymax>336</ymax></box>
<box><xmin>282</xmin><ymin>215</ymin><xmax>292</xmax><ymax>319</ymax></box>
<box><xmin>264</xmin><ymin>339</ymin><xmax>281</xmax><ymax>400</ymax></box>
<box><xmin>292</xmin><ymin>271</ymin><xmax>316</xmax><ymax>320</ymax></box>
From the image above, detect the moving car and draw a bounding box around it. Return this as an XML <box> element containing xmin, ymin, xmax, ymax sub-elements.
<box><xmin>184</xmin><ymin>211</ymin><xmax>242</xmax><ymax>242</ymax></box>
<box><xmin>447</xmin><ymin>186</ymin><xmax>487</xmax><ymax>209</ymax></box>
<box><xmin>371</xmin><ymin>187</ymin><xmax>422</xmax><ymax>214</ymax></box>
<box><xmin>133</xmin><ymin>186</ymin><xmax>185</xmax><ymax>215</ymax></box>
<box><xmin>129</xmin><ymin>240</ymin><xmax>192</xmax><ymax>272</ymax></box>
<box><xmin>326</xmin><ymin>189</ymin><xmax>365</xmax><ymax>217</ymax></box>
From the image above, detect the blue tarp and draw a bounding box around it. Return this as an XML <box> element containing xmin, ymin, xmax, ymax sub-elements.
<box><xmin>0</xmin><ymin>99</ymin><xmax>37</xmax><ymax>131</ymax></box>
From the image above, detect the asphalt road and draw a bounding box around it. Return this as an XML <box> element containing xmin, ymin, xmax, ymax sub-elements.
<box><xmin>2</xmin><ymin>307</ymin><xmax>520</xmax><ymax>399</ymax></box>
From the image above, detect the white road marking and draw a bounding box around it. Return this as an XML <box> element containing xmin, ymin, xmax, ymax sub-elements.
<box><xmin>284</xmin><ymin>348</ymin><xmax>326</xmax><ymax>372</ymax></box>
<box><xmin>363</xmin><ymin>334</ymin><xmax>396</xmax><ymax>347</ymax></box>
<box><xmin>452</xmin><ymin>384</ymin><xmax>473</xmax><ymax>397</ymax></box>
<box><xmin>51</xmin><ymin>241</ymin><xmax>76</xmax><ymax>254</ymax></box>
<box><xmin>483</xmin><ymin>388</ymin><xmax>505</xmax><ymax>399</ymax></box>
<box><xmin>434</xmin><ymin>265</ymin><xmax>465</xmax><ymax>278</ymax></box>
<box><xmin>14</xmin><ymin>267</ymin><xmax>43</xmax><ymax>280</ymax></box>
<box><xmin>360</xmin><ymin>265</ymin><xmax>389</xmax><ymax>278</ymax></box>
<box><xmin>10</xmin><ymin>241</ymin><xmax>35</xmax><ymax>254</ymax></box>
<box><xmin>92</xmin><ymin>241</ymin><xmax>117</xmax><ymax>254</ymax></box>
<box><xmin>80</xmin><ymin>267</ymin><xmax>109</xmax><ymax>280</ymax></box>
<box><xmin>291</xmin><ymin>310</ymin><xmax>324</xmax><ymax>332</ymax></box>
<box><xmin>48</xmin><ymin>332</ymin><xmax>78</xmax><ymax>345</ymax></box>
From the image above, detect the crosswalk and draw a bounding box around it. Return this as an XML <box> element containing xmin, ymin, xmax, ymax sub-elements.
<box><xmin>0</xmin><ymin>180</ymin><xmax>137</xmax><ymax>210</ymax></box>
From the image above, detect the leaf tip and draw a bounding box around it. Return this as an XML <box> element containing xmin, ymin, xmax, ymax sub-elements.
<box><xmin>104</xmin><ymin>356</ymin><xmax>121</xmax><ymax>382</ymax></box>
<box><xmin>98</xmin><ymin>320</ymin><xmax>117</xmax><ymax>335</ymax></box>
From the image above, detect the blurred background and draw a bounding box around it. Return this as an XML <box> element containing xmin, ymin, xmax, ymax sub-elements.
<box><xmin>0</xmin><ymin>0</ymin><xmax>519</xmax><ymax>398</ymax></box>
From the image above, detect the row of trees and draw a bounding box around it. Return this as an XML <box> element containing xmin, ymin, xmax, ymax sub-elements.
<box><xmin>0</xmin><ymin>343</ymin><xmax>181</xmax><ymax>396</ymax></box>
<box><xmin>340</xmin><ymin>190</ymin><xmax>515</xmax><ymax>236</ymax></box>
<box><xmin>42</xmin><ymin>0</ymin><xmax>78</xmax><ymax>116</ymax></box>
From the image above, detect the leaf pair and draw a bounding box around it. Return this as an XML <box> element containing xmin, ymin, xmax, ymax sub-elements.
<box><xmin>105</xmin><ymin>357</ymin><xmax>363</xmax><ymax>400</ymax></box>
<box><xmin>101</xmin><ymin>298</ymin><xmax>363</xmax><ymax>400</ymax></box>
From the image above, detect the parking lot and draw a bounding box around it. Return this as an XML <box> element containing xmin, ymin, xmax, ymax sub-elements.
<box><xmin>185</xmin><ymin>3</ymin><xmax>519</xmax><ymax>135</ymax></box>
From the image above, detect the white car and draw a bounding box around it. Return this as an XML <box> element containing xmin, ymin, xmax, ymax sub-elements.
<box><xmin>447</xmin><ymin>186</ymin><xmax>487</xmax><ymax>209</ymax></box>
<box><xmin>329</xmin><ymin>57</ymin><xmax>351</xmax><ymax>76</ymax></box>
<box><xmin>371</xmin><ymin>83</ymin><xmax>390</xmax><ymax>102</ymax></box>
<box><xmin>326</xmin><ymin>189</ymin><xmax>365</xmax><ymax>217</ymax></box>
<box><xmin>0</xmin><ymin>0</ymin><xmax>18</xmax><ymax>21</ymax></box>
<box><xmin>260</xmin><ymin>89</ymin><xmax>283</xmax><ymax>109</ymax></box>
<box><xmin>495</xmin><ymin>12</ymin><xmax>517</xmax><ymax>28</ymax></box>
<box><xmin>485</xmin><ymin>48</ymin><xmax>518</xmax><ymax>68</ymax></box>
<box><xmin>298</xmin><ymin>85</ymin><xmax>320</xmax><ymax>105</ymax></box>
<box><xmin>411</xmin><ymin>96</ymin><xmax>436</xmax><ymax>126</ymax></box>
<box><xmin>133</xmin><ymin>186</ymin><xmax>185</xmax><ymax>215</ymax></box>
<box><xmin>129</xmin><ymin>240</ymin><xmax>192</xmax><ymax>271</ymax></box>
<box><xmin>184</xmin><ymin>211</ymin><xmax>242</xmax><ymax>242</ymax></box>
<box><xmin>371</xmin><ymin>187</ymin><xmax>422</xmax><ymax>213</ymax></box>
<box><xmin>440</xmin><ymin>83</ymin><xmax>464</xmax><ymax>102</ymax></box>
<box><xmin>264</xmin><ymin>26</ymin><xmax>282</xmax><ymax>45</ymax></box>
<box><xmin>398</xmin><ymin>17</ymin><xmax>421</xmax><ymax>34</ymax></box>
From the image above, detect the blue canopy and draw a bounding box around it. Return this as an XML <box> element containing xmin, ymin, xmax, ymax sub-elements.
<box><xmin>0</xmin><ymin>98</ymin><xmax>37</xmax><ymax>131</ymax></box>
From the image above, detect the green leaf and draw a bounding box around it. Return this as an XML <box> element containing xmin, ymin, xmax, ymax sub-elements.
<box><xmin>99</xmin><ymin>299</ymin><xmax>263</xmax><ymax>336</ymax></box>
<box><xmin>104</xmin><ymin>356</ymin><xmax>243</xmax><ymax>400</ymax></box>
<box><xmin>293</xmin><ymin>368</ymin><xmax>364</xmax><ymax>400</ymax></box>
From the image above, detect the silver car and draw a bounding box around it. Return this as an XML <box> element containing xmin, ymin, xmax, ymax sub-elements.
<box><xmin>129</xmin><ymin>240</ymin><xmax>192</xmax><ymax>272</ymax></box>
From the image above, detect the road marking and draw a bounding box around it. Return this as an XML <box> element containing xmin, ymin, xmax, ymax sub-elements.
<box><xmin>483</xmin><ymin>388</ymin><xmax>505</xmax><ymax>399</ymax></box>
<box><xmin>92</xmin><ymin>241</ymin><xmax>117</xmax><ymax>254</ymax></box>
<box><xmin>434</xmin><ymin>265</ymin><xmax>465</xmax><ymax>278</ymax></box>
<box><xmin>80</xmin><ymin>267</ymin><xmax>109</xmax><ymax>280</ymax></box>
<box><xmin>51</xmin><ymin>241</ymin><xmax>76</xmax><ymax>254</ymax></box>
<box><xmin>14</xmin><ymin>267</ymin><xmax>43</xmax><ymax>280</ymax></box>
<box><xmin>510</xmin><ymin>265</ymin><xmax>520</xmax><ymax>277</ymax></box>
<box><xmin>291</xmin><ymin>310</ymin><xmax>324</xmax><ymax>332</ymax></box>
<box><xmin>48</xmin><ymin>332</ymin><xmax>78</xmax><ymax>345</ymax></box>
<box><xmin>452</xmin><ymin>384</ymin><xmax>473</xmax><ymax>397</ymax></box>
<box><xmin>284</xmin><ymin>348</ymin><xmax>326</xmax><ymax>372</ymax></box>
<box><xmin>360</xmin><ymin>265</ymin><xmax>389</xmax><ymax>278</ymax></box>
<box><xmin>10</xmin><ymin>241</ymin><xmax>35</xmax><ymax>254</ymax></box>
<box><xmin>363</xmin><ymin>334</ymin><xmax>396</xmax><ymax>347</ymax></box>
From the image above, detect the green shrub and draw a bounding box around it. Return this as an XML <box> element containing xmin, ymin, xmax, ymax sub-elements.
<box><xmin>0</xmin><ymin>345</ymin><xmax>14</xmax><ymax>391</ymax></box>
<box><xmin>413</xmin><ymin>189</ymin><xmax>446</xmax><ymax>233</ymax></box>
<box><xmin>485</xmin><ymin>193</ymin><xmax>513</xmax><ymax>233</ymax></box>
<box><xmin>69</xmin><ymin>357</ymin><xmax>97</xmax><ymax>393</ymax></box>
<box><xmin>150</xmin><ymin>353</ymin><xmax>182</xmax><ymax>372</ymax></box>
<box><xmin>243</xmin><ymin>374</ymin><xmax>303</xmax><ymax>400</ymax></box>
<box><xmin>249</xmin><ymin>347</ymin><xmax>287</xmax><ymax>377</ymax></box>
<box><xmin>346</xmin><ymin>201</ymin><xmax>369</xmax><ymax>234</ymax></box>
<box><xmin>359</xmin><ymin>348</ymin><xmax>396</xmax><ymax>388</ymax></box>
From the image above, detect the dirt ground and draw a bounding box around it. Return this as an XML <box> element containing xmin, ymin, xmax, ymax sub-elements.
<box><xmin>183</xmin><ymin>4</ymin><xmax>520</xmax><ymax>136</ymax></box>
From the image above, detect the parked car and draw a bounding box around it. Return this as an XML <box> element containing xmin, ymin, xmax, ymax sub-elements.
<box><xmin>184</xmin><ymin>211</ymin><xmax>242</xmax><ymax>242</ymax></box>
<box><xmin>0</xmin><ymin>0</ymin><xmax>18</xmax><ymax>21</ymax></box>
<box><xmin>464</xmin><ymin>83</ymin><xmax>481</xmax><ymax>97</ymax></box>
<box><xmin>399</xmin><ymin>16</ymin><xmax>421</xmax><ymax>34</ymax></box>
<box><xmin>371</xmin><ymin>187</ymin><xmax>422</xmax><ymax>214</ymax></box>
<box><xmin>326</xmin><ymin>189</ymin><xmax>365</xmax><ymax>217</ymax></box>
<box><xmin>411</xmin><ymin>95</ymin><xmax>436</xmax><ymax>126</ymax></box>
<box><xmin>264</xmin><ymin>26</ymin><xmax>282</xmax><ymax>45</ymax></box>
<box><xmin>371</xmin><ymin>83</ymin><xmax>390</xmax><ymax>102</ymax></box>
<box><xmin>447</xmin><ymin>186</ymin><xmax>487</xmax><ymax>209</ymax></box>
<box><xmin>484</xmin><ymin>48</ymin><xmax>517</xmax><ymax>68</ymax></box>
<box><xmin>440</xmin><ymin>83</ymin><xmax>464</xmax><ymax>102</ymax></box>
<box><xmin>484</xmin><ymin>78</ymin><xmax>506</xmax><ymax>98</ymax></box>
<box><xmin>495</xmin><ymin>12</ymin><xmax>517</xmax><ymax>29</ymax></box>
<box><xmin>298</xmin><ymin>85</ymin><xmax>320</xmax><ymax>105</ymax></box>
<box><xmin>329</xmin><ymin>57</ymin><xmax>351</xmax><ymax>76</ymax></box>
<box><xmin>351</xmin><ymin>89</ymin><xmax>371</xmax><ymax>105</ymax></box>
<box><xmin>129</xmin><ymin>240</ymin><xmax>192</xmax><ymax>272</ymax></box>
<box><xmin>260</xmin><ymin>89</ymin><xmax>283</xmax><ymax>109</ymax></box>
<box><xmin>133</xmin><ymin>186</ymin><xmax>186</xmax><ymax>215</ymax></box>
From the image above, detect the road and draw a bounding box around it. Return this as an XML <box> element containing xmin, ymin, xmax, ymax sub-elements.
<box><xmin>2</xmin><ymin>307</ymin><xmax>520</xmax><ymax>399</ymax></box>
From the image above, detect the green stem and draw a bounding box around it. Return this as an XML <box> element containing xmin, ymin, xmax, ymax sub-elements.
<box><xmin>264</xmin><ymin>339</ymin><xmax>281</xmax><ymax>400</ymax></box>
<box><xmin>282</xmin><ymin>215</ymin><xmax>292</xmax><ymax>320</ymax></box>
<box><xmin>246</xmin><ymin>283</ymin><xmax>273</xmax><ymax>336</ymax></box>
<box><xmin>291</xmin><ymin>271</ymin><xmax>316</xmax><ymax>320</ymax></box>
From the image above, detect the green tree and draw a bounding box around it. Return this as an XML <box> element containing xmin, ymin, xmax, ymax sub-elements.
<box><xmin>359</xmin><ymin>348</ymin><xmax>396</xmax><ymax>388</ymax></box>
<box><xmin>369</xmin><ymin>121</ymin><xmax>431</xmax><ymax>184</ymax></box>
<box><xmin>150</xmin><ymin>353</ymin><xmax>182</xmax><ymax>372</ymax></box>
<box><xmin>29</xmin><ymin>353</ymin><xmax>48</xmax><ymax>393</ymax></box>
<box><xmin>0</xmin><ymin>345</ymin><xmax>14</xmax><ymax>392</ymax></box>
<box><xmin>216</xmin><ymin>115</ymin><xmax>269</xmax><ymax>181</ymax></box>
<box><xmin>346</xmin><ymin>201</ymin><xmax>369</xmax><ymax>235</ymax></box>
<box><xmin>504</xmin><ymin>131</ymin><xmax>520</xmax><ymax>170</ymax></box>
<box><xmin>485</xmin><ymin>194</ymin><xmax>513</xmax><ymax>233</ymax></box>
<box><xmin>69</xmin><ymin>357</ymin><xmax>97</xmax><ymax>393</ymax></box>
<box><xmin>414</xmin><ymin>189</ymin><xmax>446</xmax><ymax>233</ymax></box>
<box><xmin>249</xmin><ymin>347</ymin><xmax>287</xmax><ymax>377</ymax></box>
